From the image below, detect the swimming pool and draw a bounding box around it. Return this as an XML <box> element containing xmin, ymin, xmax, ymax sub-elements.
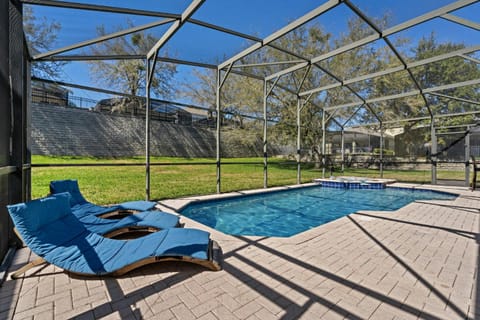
<box><xmin>180</xmin><ymin>186</ymin><xmax>457</xmax><ymax>237</ymax></box>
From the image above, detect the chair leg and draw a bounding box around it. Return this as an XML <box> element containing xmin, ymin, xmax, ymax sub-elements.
<box><xmin>10</xmin><ymin>258</ymin><xmax>47</xmax><ymax>279</ymax></box>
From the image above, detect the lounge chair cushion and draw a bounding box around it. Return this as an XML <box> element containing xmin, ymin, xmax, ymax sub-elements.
<box><xmin>118</xmin><ymin>200</ymin><xmax>157</xmax><ymax>212</ymax></box>
<box><xmin>49</xmin><ymin>192</ymin><xmax>180</xmax><ymax>236</ymax></box>
<box><xmin>8</xmin><ymin>192</ymin><xmax>72</xmax><ymax>233</ymax></box>
<box><xmin>50</xmin><ymin>179</ymin><xmax>157</xmax><ymax>214</ymax></box>
<box><xmin>7</xmin><ymin>194</ymin><xmax>211</xmax><ymax>275</ymax></box>
<box><xmin>50</xmin><ymin>179</ymin><xmax>88</xmax><ymax>206</ymax></box>
<box><xmin>71</xmin><ymin>202</ymin><xmax>120</xmax><ymax>217</ymax></box>
<box><xmin>70</xmin><ymin>207</ymin><xmax>180</xmax><ymax>235</ymax></box>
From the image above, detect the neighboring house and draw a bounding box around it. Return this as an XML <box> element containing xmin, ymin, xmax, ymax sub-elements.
<box><xmin>31</xmin><ymin>81</ymin><xmax>69</xmax><ymax>106</ymax></box>
<box><xmin>182</xmin><ymin>106</ymin><xmax>216</xmax><ymax>128</ymax></box>
<box><xmin>328</xmin><ymin>128</ymin><xmax>395</xmax><ymax>155</ymax></box>
<box><xmin>94</xmin><ymin>97</ymin><xmax>193</xmax><ymax>125</ymax></box>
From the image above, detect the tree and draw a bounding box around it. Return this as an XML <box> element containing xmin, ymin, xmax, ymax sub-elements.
<box><xmin>264</xmin><ymin>17</ymin><xmax>389</xmax><ymax>164</ymax></box>
<box><xmin>23</xmin><ymin>6</ymin><xmax>65</xmax><ymax>78</ymax></box>
<box><xmin>88</xmin><ymin>23</ymin><xmax>177</xmax><ymax>112</ymax></box>
<box><xmin>182</xmin><ymin>65</ymin><xmax>264</xmax><ymax>127</ymax></box>
<box><xmin>182</xmin><ymin>13</ymin><xmax>479</xmax><ymax>162</ymax></box>
<box><xmin>182</xmin><ymin>18</ymin><xmax>385</xmax><ymax>163</ymax></box>
<box><xmin>378</xmin><ymin>34</ymin><xmax>480</xmax><ymax>157</ymax></box>
<box><xmin>412</xmin><ymin>34</ymin><xmax>480</xmax><ymax>123</ymax></box>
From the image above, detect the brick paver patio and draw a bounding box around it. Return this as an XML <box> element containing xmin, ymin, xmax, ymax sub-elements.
<box><xmin>1</xmin><ymin>183</ymin><xmax>478</xmax><ymax>319</ymax></box>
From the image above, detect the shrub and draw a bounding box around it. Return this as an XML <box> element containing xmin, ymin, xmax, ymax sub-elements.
<box><xmin>373</xmin><ymin>148</ymin><xmax>394</xmax><ymax>156</ymax></box>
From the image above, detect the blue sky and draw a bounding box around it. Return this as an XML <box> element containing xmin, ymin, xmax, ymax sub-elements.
<box><xmin>28</xmin><ymin>0</ymin><xmax>480</xmax><ymax>105</ymax></box>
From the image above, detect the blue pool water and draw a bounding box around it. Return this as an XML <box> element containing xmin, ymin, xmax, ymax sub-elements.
<box><xmin>180</xmin><ymin>186</ymin><xmax>457</xmax><ymax>237</ymax></box>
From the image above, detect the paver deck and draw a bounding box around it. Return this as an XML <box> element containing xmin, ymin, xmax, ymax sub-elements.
<box><xmin>1</xmin><ymin>183</ymin><xmax>479</xmax><ymax>320</ymax></box>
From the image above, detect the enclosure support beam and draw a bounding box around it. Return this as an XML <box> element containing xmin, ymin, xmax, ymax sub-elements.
<box><xmin>214</xmin><ymin>65</ymin><xmax>233</xmax><ymax>193</ymax></box>
<box><xmin>441</xmin><ymin>13</ymin><xmax>480</xmax><ymax>31</ymax></box>
<box><xmin>219</xmin><ymin>0</ymin><xmax>340</xmax><ymax>70</ymax></box>
<box><xmin>215</xmin><ymin>70</ymin><xmax>221</xmax><ymax>194</ymax></box>
<box><xmin>233</xmin><ymin>60</ymin><xmax>305</xmax><ymax>69</ymax></box>
<box><xmin>145</xmin><ymin>58</ymin><xmax>152</xmax><ymax>200</ymax></box>
<box><xmin>297</xmin><ymin>99</ymin><xmax>302</xmax><ymax>184</ymax></box>
<box><xmin>322</xmin><ymin>109</ymin><xmax>326</xmax><ymax>178</ymax></box>
<box><xmin>341</xmin><ymin>129</ymin><xmax>345</xmax><ymax>173</ymax></box>
<box><xmin>33</xmin><ymin>18</ymin><xmax>175</xmax><ymax>60</ymax></box>
<box><xmin>299</xmin><ymin>45</ymin><xmax>480</xmax><ymax>98</ymax></box>
<box><xmin>294</xmin><ymin>66</ymin><xmax>312</xmax><ymax>185</ymax></box>
<box><xmin>436</xmin><ymin>124</ymin><xmax>478</xmax><ymax>130</ymax></box>
<box><xmin>261</xmin><ymin>76</ymin><xmax>282</xmax><ymax>188</ymax></box>
<box><xmin>341</xmin><ymin>106</ymin><xmax>363</xmax><ymax>172</ymax></box>
<box><xmin>147</xmin><ymin>0</ymin><xmax>204</xmax><ymax>60</ymax></box>
<box><xmin>344</xmin><ymin>0</ymin><xmax>433</xmax><ymax>118</ymax></box>
<box><xmin>431</xmin><ymin>118</ymin><xmax>437</xmax><ymax>185</ymax></box>
<box><xmin>437</xmin><ymin>131</ymin><xmax>472</xmax><ymax>136</ymax></box>
<box><xmin>263</xmin><ymin>81</ymin><xmax>269</xmax><ymax>188</ymax></box>
<box><xmin>21</xmin><ymin>0</ymin><xmax>180</xmax><ymax>19</ymax></box>
<box><xmin>24</xmin><ymin>56</ymin><xmax>31</xmax><ymax>201</ymax></box>
<box><xmin>465</xmin><ymin>131</ymin><xmax>471</xmax><ymax>187</ymax></box>
<box><xmin>460</xmin><ymin>54</ymin><xmax>480</xmax><ymax>64</ymax></box>
<box><xmin>342</xmin><ymin>105</ymin><xmax>364</xmax><ymax>128</ymax></box>
<box><xmin>39</xmin><ymin>55</ymin><xmax>219</xmax><ymax>70</ymax></box>
<box><xmin>348</xmin><ymin>110</ymin><xmax>480</xmax><ymax>129</ymax></box>
<box><xmin>326</xmin><ymin>78</ymin><xmax>480</xmax><ymax>111</ymax></box>
<box><xmin>427</xmin><ymin>92</ymin><xmax>480</xmax><ymax>107</ymax></box>
<box><xmin>297</xmin><ymin>65</ymin><xmax>312</xmax><ymax>95</ymax></box>
<box><xmin>380</xmin><ymin>124</ymin><xmax>384</xmax><ymax>178</ymax></box>
<box><xmin>268</xmin><ymin>0</ymin><xmax>476</xmax><ymax>87</ymax></box>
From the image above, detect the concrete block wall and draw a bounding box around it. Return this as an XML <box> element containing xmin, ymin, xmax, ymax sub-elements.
<box><xmin>31</xmin><ymin>104</ymin><xmax>217</xmax><ymax>158</ymax></box>
<box><xmin>31</xmin><ymin>104</ymin><xmax>292</xmax><ymax>158</ymax></box>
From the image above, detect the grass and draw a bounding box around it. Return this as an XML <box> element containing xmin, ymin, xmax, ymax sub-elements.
<box><xmin>31</xmin><ymin>155</ymin><xmax>466</xmax><ymax>205</ymax></box>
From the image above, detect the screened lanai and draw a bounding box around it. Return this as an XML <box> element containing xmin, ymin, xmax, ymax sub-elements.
<box><xmin>1</xmin><ymin>0</ymin><xmax>480</xmax><ymax>263</ymax></box>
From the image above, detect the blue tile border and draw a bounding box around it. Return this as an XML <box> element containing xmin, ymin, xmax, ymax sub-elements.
<box><xmin>320</xmin><ymin>181</ymin><xmax>385</xmax><ymax>189</ymax></box>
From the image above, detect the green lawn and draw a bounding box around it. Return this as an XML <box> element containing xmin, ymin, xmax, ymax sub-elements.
<box><xmin>31</xmin><ymin>155</ymin><xmax>465</xmax><ymax>205</ymax></box>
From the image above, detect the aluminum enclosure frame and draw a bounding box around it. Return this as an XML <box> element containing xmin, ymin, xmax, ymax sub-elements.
<box><xmin>21</xmin><ymin>0</ymin><xmax>480</xmax><ymax>195</ymax></box>
<box><xmin>1</xmin><ymin>0</ymin><xmax>30</xmax><ymax>277</ymax></box>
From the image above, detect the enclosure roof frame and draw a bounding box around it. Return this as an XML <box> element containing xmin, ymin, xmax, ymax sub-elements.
<box><xmin>22</xmin><ymin>0</ymin><xmax>480</xmax><ymax>128</ymax></box>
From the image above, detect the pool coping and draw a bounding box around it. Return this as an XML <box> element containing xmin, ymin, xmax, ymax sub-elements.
<box><xmin>157</xmin><ymin>181</ymin><xmax>461</xmax><ymax>242</ymax></box>
<box><xmin>5</xmin><ymin>182</ymin><xmax>477</xmax><ymax>320</ymax></box>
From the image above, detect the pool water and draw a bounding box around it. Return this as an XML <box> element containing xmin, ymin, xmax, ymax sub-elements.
<box><xmin>180</xmin><ymin>186</ymin><xmax>457</xmax><ymax>237</ymax></box>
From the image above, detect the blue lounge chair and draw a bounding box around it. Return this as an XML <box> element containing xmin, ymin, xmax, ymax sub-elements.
<box><xmin>49</xmin><ymin>179</ymin><xmax>181</xmax><ymax>236</ymax></box>
<box><xmin>7</xmin><ymin>193</ymin><xmax>222</xmax><ymax>278</ymax></box>
<box><xmin>50</xmin><ymin>179</ymin><xmax>158</xmax><ymax>218</ymax></box>
<box><xmin>52</xmin><ymin>193</ymin><xmax>180</xmax><ymax>238</ymax></box>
